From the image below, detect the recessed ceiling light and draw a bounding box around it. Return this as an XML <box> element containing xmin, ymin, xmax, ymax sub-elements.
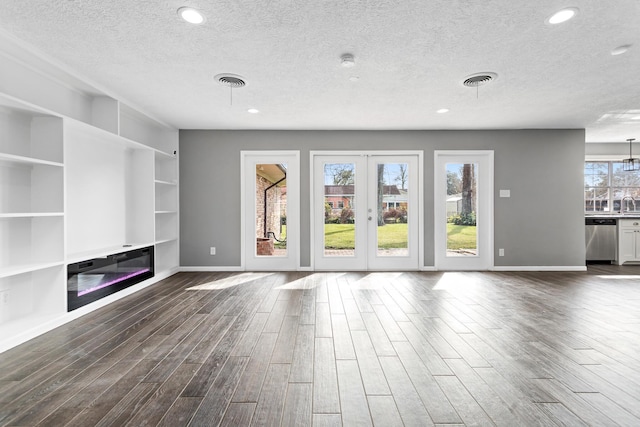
<box><xmin>437</xmin><ymin>108</ymin><xmax>449</xmax><ymax>114</ymax></box>
<box><xmin>178</xmin><ymin>7</ymin><xmax>205</xmax><ymax>24</ymax></box>
<box><xmin>248</xmin><ymin>108</ymin><xmax>260</xmax><ymax>114</ymax></box>
<box><xmin>611</xmin><ymin>44</ymin><xmax>632</xmax><ymax>56</ymax></box>
<box><xmin>546</xmin><ymin>7</ymin><xmax>578</xmax><ymax>25</ymax></box>
<box><xmin>341</xmin><ymin>54</ymin><xmax>355</xmax><ymax>68</ymax></box>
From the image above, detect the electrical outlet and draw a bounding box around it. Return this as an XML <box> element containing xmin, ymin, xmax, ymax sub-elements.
<box><xmin>499</xmin><ymin>248</ymin><xmax>505</xmax><ymax>257</ymax></box>
<box><xmin>210</xmin><ymin>247</ymin><xmax>216</xmax><ymax>255</ymax></box>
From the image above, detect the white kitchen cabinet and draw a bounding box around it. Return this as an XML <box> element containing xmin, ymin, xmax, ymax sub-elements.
<box><xmin>617</xmin><ymin>219</ymin><xmax>640</xmax><ymax>264</ymax></box>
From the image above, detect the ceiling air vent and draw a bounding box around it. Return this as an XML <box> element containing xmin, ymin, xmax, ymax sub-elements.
<box><xmin>462</xmin><ymin>72</ymin><xmax>497</xmax><ymax>87</ymax></box>
<box><xmin>215</xmin><ymin>73</ymin><xmax>246</xmax><ymax>88</ymax></box>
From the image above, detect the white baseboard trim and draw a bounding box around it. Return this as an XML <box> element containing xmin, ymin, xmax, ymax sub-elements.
<box><xmin>180</xmin><ymin>266</ymin><xmax>244</xmax><ymax>272</ymax></box>
<box><xmin>492</xmin><ymin>266</ymin><xmax>587</xmax><ymax>272</ymax></box>
<box><xmin>420</xmin><ymin>266</ymin><xmax>437</xmax><ymax>271</ymax></box>
<box><xmin>297</xmin><ymin>267</ymin><xmax>313</xmax><ymax>272</ymax></box>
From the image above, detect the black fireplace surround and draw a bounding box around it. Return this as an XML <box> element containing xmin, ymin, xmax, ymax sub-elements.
<box><xmin>67</xmin><ymin>246</ymin><xmax>154</xmax><ymax>311</ymax></box>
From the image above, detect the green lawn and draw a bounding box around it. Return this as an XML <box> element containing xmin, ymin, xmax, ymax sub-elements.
<box><xmin>447</xmin><ymin>224</ymin><xmax>477</xmax><ymax>250</ymax></box>
<box><xmin>324</xmin><ymin>223</ymin><xmax>408</xmax><ymax>249</ymax></box>
<box><xmin>322</xmin><ymin>223</ymin><xmax>476</xmax><ymax>250</ymax></box>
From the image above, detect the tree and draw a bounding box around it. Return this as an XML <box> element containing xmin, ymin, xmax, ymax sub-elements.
<box><xmin>447</xmin><ymin>171</ymin><xmax>461</xmax><ymax>195</ymax></box>
<box><xmin>377</xmin><ymin>164</ymin><xmax>385</xmax><ymax>226</ymax></box>
<box><xmin>461</xmin><ymin>164</ymin><xmax>474</xmax><ymax>216</ymax></box>
<box><xmin>395</xmin><ymin>164</ymin><xmax>408</xmax><ymax>190</ymax></box>
<box><xmin>327</xmin><ymin>164</ymin><xmax>354</xmax><ymax>185</ymax></box>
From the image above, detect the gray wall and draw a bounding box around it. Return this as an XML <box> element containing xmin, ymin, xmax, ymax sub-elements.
<box><xmin>180</xmin><ymin>129</ymin><xmax>585</xmax><ymax>268</ymax></box>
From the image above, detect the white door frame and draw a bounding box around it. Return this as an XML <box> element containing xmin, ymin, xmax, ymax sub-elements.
<box><xmin>310</xmin><ymin>150</ymin><xmax>423</xmax><ymax>271</ymax></box>
<box><xmin>434</xmin><ymin>150</ymin><xmax>494</xmax><ymax>270</ymax></box>
<box><xmin>241</xmin><ymin>151</ymin><xmax>300</xmax><ymax>271</ymax></box>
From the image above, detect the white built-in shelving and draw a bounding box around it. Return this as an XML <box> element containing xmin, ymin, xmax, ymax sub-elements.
<box><xmin>0</xmin><ymin>33</ymin><xmax>179</xmax><ymax>353</ymax></box>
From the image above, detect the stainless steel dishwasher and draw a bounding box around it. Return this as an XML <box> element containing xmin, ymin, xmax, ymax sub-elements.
<box><xmin>585</xmin><ymin>217</ymin><xmax>617</xmax><ymax>262</ymax></box>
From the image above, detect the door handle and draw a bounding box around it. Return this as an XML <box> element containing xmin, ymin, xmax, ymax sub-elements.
<box><xmin>368</xmin><ymin>216</ymin><xmax>372</xmax><ymax>221</ymax></box>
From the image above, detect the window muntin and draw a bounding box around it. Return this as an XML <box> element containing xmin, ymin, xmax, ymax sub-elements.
<box><xmin>585</xmin><ymin>161</ymin><xmax>640</xmax><ymax>213</ymax></box>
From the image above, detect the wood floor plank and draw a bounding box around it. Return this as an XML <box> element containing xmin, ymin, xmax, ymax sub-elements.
<box><xmin>367</xmin><ymin>395</ymin><xmax>403</xmax><ymax>427</ymax></box>
<box><xmin>313</xmin><ymin>338</ymin><xmax>340</xmax><ymax>413</ymax></box>
<box><xmin>378</xmin><ymin>356</ymin><xmax>434</xmax><ymax>427</ymax></box>
<box><xmin>289</xmin><ymin>324</ymin><xmax>315</xmax><ymax>383</ymax></box>
<box><xmin>350</xmin><ymin>330</ymin><xmax>390</xmax><ymax>395</ymax></box>
<box><xmin>361</xmin><ymin>312</ymin><xmax>396</xmax><ymax>356</ymax></box>
<box><xmin>181</xmin><ymin>329</ymin><xmax>243</xmax><ymax>397</ymax></box>
<box><xmin>315</xmin><ymin>302</ymin><xmax>332</xmax><ymax>338</ymax></box>
<box><xmin>536</xmin><ymin>402</ymin><xmax>589</xmax><ymax>427</ymax></box>
<box><xmin>251</xmin><ymin>363</ymin><xmax>291</xmax><ymax>426</ymax></box>
<box><xmin>577</xmin><ymin>391</ymin><xmax>640</xmax><ymax>426</ymax></box>
<box><xmin>281</xmin><ymin>382</ymin><xmax>312</xmax><ymax>427</ymax></box>
<box><xmin>433</xmin><ymin>375</ymin><xmax>495</xmax><ymax>427</ymax></box>
<box><xmin>156</xmin><ymin>396</ymin><xmax>202</xmax><ymax>427</ymax></box>
<box><xmin>94</xmin><ymin>382</ymin><xmax>159</xmax><ymax>427</ymax></box>
<box><xmin>331</xmin><ymin>314</ymin><xmax>356</xmax><ymax>360</ymax></box>
<box><xmin>123</xmin><ymin>362</ymin><xmax>200</xmax><ymax>427</ymax></box>
<box><xmin>271</xmin><ymin>316</ymin><xmax>300</xmax><ymax>363</ymax></box>
<box><xmin>220</xmin><ymin>402</ymin><xmax>256</xmax><ymax>426</ymax></box>
<box><xmin>393</xmin><ymin>341</ymin><xmax>462</xmax><ymax>424</ymax></box>
<box><xmin>342</xmin><ymin>298</ymin><xmax>366</xmax><ymax>331</ymax></box>
<box><xmin>371</xmin><ymin>304</ymin><xmax>407</xmax><ymax>342</ymax></box>
<box><xmin>313</xmin><ymin>413</ymin><xmax>342</xmax><ymax>427</ymax></box>
<box><xmin>231</xmin><ymin>312</ymin><xmax>269</xmax><ymax>357</ymax></box>
<box><xmin>299</xmin><ymin>294</ymin><xmax>316</xmax><ymax>325</ymax></box>
<box><xmin>336</xmin><ymin>359</ymin><xmax>372</xmax><ymax>426</ymax></box>
<box><xmin>232</xmin><ymin>333</ymin><xmax>278</xmax><ymax>403</ymax></box>
<box><xmin>188</xmin><ymin>356</ymin><xmax>250</xmax><ymax>426</ymax></box>
<box><xmin>63</xmin><ymin>359</ymin><xmax>160</xmax><ymax>427</ymax></box>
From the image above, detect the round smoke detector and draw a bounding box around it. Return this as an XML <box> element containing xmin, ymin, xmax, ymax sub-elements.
<box><xmin>215</xmin><ymin>73</ymin><xmax>246</xmax><ymax>88</ymax></box>
<box><xmin>462</xmin><ymin>72</ymin><xmax>498</xmax><ymax>87</ymax></box>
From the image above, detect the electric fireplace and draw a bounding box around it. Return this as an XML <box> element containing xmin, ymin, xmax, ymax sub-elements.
<box><xmin>67</xmin><ymin>246</ymin><xmax>154</xmax><ymax>311</ymax></box>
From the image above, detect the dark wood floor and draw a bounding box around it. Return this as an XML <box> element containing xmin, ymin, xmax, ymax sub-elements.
<box><xmin>1</xmin><ymin>265</ymin><xmax>640</xmax><ymax>426</ymax></box>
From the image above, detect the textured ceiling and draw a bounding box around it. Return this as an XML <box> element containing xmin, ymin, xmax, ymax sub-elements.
<box><xmin>0</xmin><ymin>1</ymin><xmax>638</xmax><ymax>141</ymax></box>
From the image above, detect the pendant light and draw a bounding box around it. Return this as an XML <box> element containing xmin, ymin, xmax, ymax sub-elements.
<box><xmin>623</xmin><ymin>138</ymin><xmax>640</xmax><ymax>171</ymax></box>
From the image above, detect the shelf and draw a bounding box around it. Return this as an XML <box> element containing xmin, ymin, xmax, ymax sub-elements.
<box><xmin>154</xmin><ymin>149</ymin><xmax>177</xmax><ymax>159</ymax></box>
<box><xmin>155</xmin><ymin>179</ymin><xmax>177</xmax><ymax>186</ymax></box>
<box><xmin>0</xmin><ymin>152</ymin><xmax>63</xmax><ymax>168</ymax></box>
<box><xmin>66</xmin><ymin>243</ymin><xmax>155</xmax><ymax>265</ymax></box>
<box><xmin>0</xmin><ymin>262</ymin><xmax>65</xmax><ymax>279</ymax></box>
<box><xmin>155</xmin><ymin>238</ymin><xmax>178</xmax><ymax>245</ymax></box>
<box><xmin>155</xmin><ymin>210</ymin><xmax>177</xmax><ymax>215</ymax></box>
<box><xmin>0</xmin><ymin>212</ymin><xmax>63</xmax><ymax>218</ymax></box>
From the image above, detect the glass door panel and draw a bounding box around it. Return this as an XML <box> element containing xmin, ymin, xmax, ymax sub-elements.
<box><xmin>323</xmin><ymin>163</ymin><xmax>356</xmax><ymax>257</ymax></box>
<box><xmin>445</xmin><ymin>163</ymin><xmax>478</xmax><ymax>257</ymax></box>
<box><xmin>314</xmin><ymin>153</ymin><xmax>420</xmax><ymax>271</ymax></box>
<box><xmin>375</xmin><ymin>162</ymin><xmax>409</xmax><ymax>257</ymax></box>
<box><xmin>243</xmin><ymin>151</ymin><xmax>299</xmax><ymax>271</ymax></box>
<box><xmin>255</xmin><ymin>163</ymin><xmax>287</xmax><ymax>257</ymax></box>
<box><xmin>435</xmin><ymin>151</ymin><xmax>493</xmax><ymax>270</ymax></box>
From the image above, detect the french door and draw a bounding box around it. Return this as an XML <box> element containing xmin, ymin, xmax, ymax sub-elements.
<box><xmin>434</xmin><ymin>151</ymin><xmax>493</xmax><ymax>270</ymax></box>
<box><xmin>242</xmin><ymin>151</ymin><xmax>299</xmax><ymax>270</ymax></box>
<box><xmin>312</xmin><ymin>152</ymin><xmax>421</xmax><ymax>270</ymax></box>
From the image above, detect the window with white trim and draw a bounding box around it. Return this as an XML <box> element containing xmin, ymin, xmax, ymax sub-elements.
<box><xmin>585</xmin><ymin>161</ymin><xmax>640</xmax><ymax>213</ymax></box>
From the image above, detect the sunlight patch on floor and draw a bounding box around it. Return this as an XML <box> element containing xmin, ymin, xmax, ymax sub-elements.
<box><xmin>433</xmin><ymin>272</ymin><xmax>481</xmax><ymax>290</ymax></box>
<box><xmin>595</xmin><ymin>275</ymin><xmax>640</xmax><ymax>280</ymax></box>
<box><xmin>186</xmin><ymin>272</ymin><xmax>274</xmax><ymax>290</ymax></box>
<box><xmin>351</xmin><ymin>272</ymin><xmax>403</xmax><ymax>290</ymax></box>
<box><xmin>275</xmin><ymin>273</ymin><xmax>345</xmax><ymax>290</ymax></box>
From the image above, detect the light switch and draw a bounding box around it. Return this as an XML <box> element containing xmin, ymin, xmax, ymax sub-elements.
<box><xmin>500</xmin><ymin>189</ymin><xmax>511</xmax><ymax>198</ymax></box>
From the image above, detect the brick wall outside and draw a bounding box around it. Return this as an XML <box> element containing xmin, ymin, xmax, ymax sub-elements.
<box><xmin>255</xmin><ymin>175</ymin><xmax>285</xmax><ymax>240</ymax></box>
